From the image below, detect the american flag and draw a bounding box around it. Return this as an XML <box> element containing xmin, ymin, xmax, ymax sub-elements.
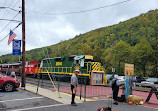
<box><xmin>8</xmin><ymin>30</ymin><xmax>17</xmax><ymax>45</ymax></box>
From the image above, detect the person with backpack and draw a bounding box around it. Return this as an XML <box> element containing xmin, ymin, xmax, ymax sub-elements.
<box><xmin>112</xmin><ymin>74</ymin><xmax>120</xmax><ymax>105</ymax></box>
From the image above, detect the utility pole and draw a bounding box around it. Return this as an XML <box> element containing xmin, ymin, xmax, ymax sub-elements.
<box><xmin>21</xmin><ymin>0</ymin><xmax>25</xmax><ymax>87</ymax></box>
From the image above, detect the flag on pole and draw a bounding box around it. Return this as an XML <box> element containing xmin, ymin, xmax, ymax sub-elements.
<box><xmin>8</xmin><ymin>30</ymin><xmax>17</xmax><ymax>45</ymax></box>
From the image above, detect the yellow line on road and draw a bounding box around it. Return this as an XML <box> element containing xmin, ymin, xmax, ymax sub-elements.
<box><xmin>56</xmin><ymin>91</ymin><xmax>93</xmax><ymax>102</ymax></box>
<box><xmin>142</xmin><ymin>105</ymin><xmax>158</xmax><ymax>110</ymax></box>
<box><xmin>17</xmin><ymin>90</ymin><xmax>22</xmax><ymax>92</ymax></box>
<box><xmin>26</xmin><ymin>83</ymin><xmax>39</xmax><ymax>88</ymax></box>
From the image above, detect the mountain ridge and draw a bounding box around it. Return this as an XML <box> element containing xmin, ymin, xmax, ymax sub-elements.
<box><xmin>1</xmin><ymin>9</ymin><xmax>158</xmax><ymax>77</ymax></box>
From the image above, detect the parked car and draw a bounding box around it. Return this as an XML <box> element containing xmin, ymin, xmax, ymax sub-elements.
<box><xmin>118</xmin><ymin>76</ymin><xmax>125</xmax><ymax>84</ymax></box>
<box><xmin>140</xmin><ymin>78</ymin><xmax>158</xmax><ymax>87</ymax></box>
<box><xmin>0</xmin><ymin>74</ymin><xmax>20</xmax><ymax>92</ymax></box>
<box><xmin>106</xmin><ymin>74</ymin><xmax>114</xmax><ymax>83</ymax></box>
<box><xmin>133</xmin><ymin>76</ymin><xmax>146</xmax><ymax>83</ymax></box>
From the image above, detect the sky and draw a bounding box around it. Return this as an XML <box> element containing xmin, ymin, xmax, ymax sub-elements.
<box><xmin>0</xmin><ymin>0</ymin><xmax>157</xmax><ymax>56</ymax></box>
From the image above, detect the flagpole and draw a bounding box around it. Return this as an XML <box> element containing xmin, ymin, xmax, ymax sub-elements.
<box><xmin>21</xmin><ymin>0</ymin><xmax>25</xmax><ymax>87</ymax></box>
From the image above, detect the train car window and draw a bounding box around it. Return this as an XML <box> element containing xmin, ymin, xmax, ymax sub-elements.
<box><xmin>69</xmin><ymin>57</ymin><xmax>74</xmax><ymax>61</ymax></box>
<box><xmin>40</xmin><ymin>61</ymin><xmax>44</xmax><ymax>67</ymax></box>
<box><xmin>83</xmin><ymin>63</ymin><xmax>87</xmax><ymax>69</ymax></box>
<box><xmin>55</xmin><ymin>57</ymin><xmax>62</xmax><ymax>61</ymax></box>
<box><xmin>31</xmin><ymin>61</ymin><xmax>33</xmax><ymax>65</ymax></box>
<box><xmin>43</xmin><ymin>60</ymin><xmax>47</xmax><ymax>63</ymax></box>
<box><xmin>61</xmin><ymin>57</ymin><xmax>65</xmax><ymax>61</ymax></box>
<box><xmin>80</xmin><ymin>59</ymin><xmax>84</xmax><ymax>67</ymax></box>
<box><xmin>74</xmin><ymin>60</ymin><xmax>79</xmax><ymax>64</ymax></box>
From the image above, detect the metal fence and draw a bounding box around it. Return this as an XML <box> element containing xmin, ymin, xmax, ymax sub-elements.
<box><xmin>25</xmin><ymin>73</ymin><xmax>158</xmax><ymax>103</ymax></box>
<box><xmin>25</xmin><ymin>73</ymin><xmax>113</xmax><ymax>101</ymax></box>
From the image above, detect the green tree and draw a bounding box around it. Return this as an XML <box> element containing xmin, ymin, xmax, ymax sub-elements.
<box><xmin>133</xmin><ymin>39</ymin><xmax>154</xmax><ymax>77</ymax></box>
<box><xmin>111</xmin><ymin>40</ymin><xmax>132</xmax><ymax>75</ymax></box>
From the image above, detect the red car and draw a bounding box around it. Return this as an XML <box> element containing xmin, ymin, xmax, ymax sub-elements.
<box><xmin>0</xmin><ymin>73</ymin><xmax>20</xmax><ymax>92</ymax></box>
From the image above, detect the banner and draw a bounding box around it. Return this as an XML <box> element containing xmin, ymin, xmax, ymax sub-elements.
<box><xmin>12</xmin><ymin>39</ymin><xmax>21</xmax><ymax>55</ymax></box>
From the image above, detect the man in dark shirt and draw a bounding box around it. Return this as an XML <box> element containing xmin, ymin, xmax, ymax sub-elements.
<box><xmin>112</xmin><ymin>75</ymin><xmax>120</xmax><ymax>105</ymax></box>
<box><xmin>6</xmin><ymin>69</ymin><xmax>11</xmax><ymax>76</ymax></box>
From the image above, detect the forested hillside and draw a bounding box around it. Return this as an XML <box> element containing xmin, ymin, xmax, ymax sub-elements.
<box><xmin>1</xmin><ymin>9</ymin><xmax>158</xmax><ymax>77</ymax></box>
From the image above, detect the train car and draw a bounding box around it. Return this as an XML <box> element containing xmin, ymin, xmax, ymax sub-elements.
<box><xmin>0</xmin><ymin>62</ymin><xmax>22</xmax><ymax>75</ymax></box>
<box><xmin>0</xmin><ymin>61</ymin><xmax>40</xmax><ymax>76</ymax></box>
<box><xmin>39</xmin><ymin>55</ymin><xmax>107</xmax><ymax>85</ymax></box>
<box><xmin>25</xmin><ymin>61</ymin><xmax>40</xmax><ymax>76</ymax></box>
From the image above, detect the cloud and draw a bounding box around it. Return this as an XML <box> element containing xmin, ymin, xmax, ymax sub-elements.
<box><xmin>0</xmin><ymin>0</ymin><xmax>158</xmax><ymax>56</ymax></box>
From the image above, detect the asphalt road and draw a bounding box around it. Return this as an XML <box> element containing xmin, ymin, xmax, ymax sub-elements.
<box><xmin>0</xmin><ymin>82</ymin><xmax>157</xmax><ymax>111</ymax></box>
<box><xmin>0</xmin><ymin>89</ymin><xmax>61</xmax><ymax>111</ymax></box>
<box><xmin>7</xmin><ymin>100</ymin><xmax>158</xmax><ymax>111</ymax></box>
<box><xmin>10</xmin><ymin>76</ymin><xmax>157</xmax><ymax>111</ymax></box>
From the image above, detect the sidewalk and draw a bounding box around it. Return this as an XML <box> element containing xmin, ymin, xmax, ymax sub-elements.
<box><xmin>23</xmin><ymin>84</ymin><xmax>83</xmax><ymax>104</ymax></box>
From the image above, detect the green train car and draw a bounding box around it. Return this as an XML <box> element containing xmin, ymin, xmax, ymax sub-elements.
<box><xmin>38</xmin><ymin>55</ymin><xmax>106</xmax><ymax>85</ymax></box>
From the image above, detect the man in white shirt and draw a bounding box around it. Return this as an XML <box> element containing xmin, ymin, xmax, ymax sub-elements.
<box><xmin>71</xmin><ymin>69</ymin><xmax>79</xmax><ymax>106</ymax></box>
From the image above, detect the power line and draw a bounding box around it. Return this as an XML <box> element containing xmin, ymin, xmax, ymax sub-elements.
<box><xmin>1</xmin><ymin>0</ymin><xmax>15</xmax><ymax>18</ymax></box>
<box><xmin>0</xmin><ymin>0</ymin><xmax>7</xmax><ymax>14</ymax></box>
<box><xmin>0</xmin><ymin>22</ymin><xmax>22</xmax><ymax>43</ymax></box>
<box><xmin>12</xmin><ymin>0</ymin><xmax>20</xmax><ymax>8</ymax></box>
<box><xmin>0</xmin><ymin>12</ymin><xmax>20</xmax><ymax>34</ymax></box>
<box><xmin>0</xmin><ymin>0</ymin><xmax>20</xmax><ymax>31</ymax></box>
<box><xmin>0</xmin><ymin>19</ymin><xmax>21</xmax><ymax>23</ymax></box>
<box><xmin>1</xmin><ymin>0</ymin><xmax>20</xmax><ymax>19</ymax></box>
<box><xmin>26</xmin><ymin>0</ymin><xmax>131</xmax><ymax>15</ymax></box>
<box><xmin>0</xmin><ymin>7</ymin><xmax>20</xmax><ymax>12</ymax></box>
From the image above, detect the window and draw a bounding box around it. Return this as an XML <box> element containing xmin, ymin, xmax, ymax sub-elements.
<box><xmin>69</xmin><ymin>57</ymin><xmax>74</xmax><ymax>61</ymax></box>
<box><xmin>43</xmin><ymin>60</ymin><xmax>47</xmax><ymax>63</ymax></box>
<box><xmin>83</xmin><ymin>63</ymin><xmax>87</xmax><ymax>69</ymax></box>
<box><xmin>76</xmin><ymin>60</ymin><xmax>79</xmax><ymax>64</ymax></box>
<box><xmin>55</xmin><ymin>58</ymin><xmax>61</xmax><ymax>61</ymax></box>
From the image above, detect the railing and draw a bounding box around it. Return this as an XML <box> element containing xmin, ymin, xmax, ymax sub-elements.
<box><xmin>38</xmin><ymin>67</ymin><xmax>73</xmax><ymax>74</ymax></box>
<box><xmin>35</xmin><ymin>62</ymin><xmax>104</xmax><ymax>76</ymax></box>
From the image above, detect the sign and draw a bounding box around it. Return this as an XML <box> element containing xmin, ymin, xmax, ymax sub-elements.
<box><xmin>90</xmin><ymin>71</ymin><xmax>104</xmax><ymax>85</ymax></box>
<box><xmin>56</xmin><ymin>62</ymin><xmax>62</xmax><ymax>66</ymax></box>
<box><xmin>124</xmin><ymin>63</ymin><xmax>134</xmax><ymax>98</ymax></box>
<box><xmin>85</xmin><ymin>55</ymin><xmax>93</xmax><ymax>60</ymax></box>
<box><xmin>112</xmin><ymin>68</ymin><xmax>115</xmax><ymax>72</ymax></box>
<box><xmin>124</xmin><ymin>63</ymin><xmax>134</xmax><ymax>75</ymax></box>
<box><xmin>12</xmin><ymin>39</ymin><xmax>21</xmax><ymax>55</ymax></box>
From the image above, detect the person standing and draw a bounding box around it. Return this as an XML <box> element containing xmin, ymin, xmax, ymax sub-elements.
<box><xmin>112</xmin><ymin>75</ymin><xmax>120</xmax><ymax>105</ymax></box>
<box><xmin>11</xmin><ymin>72</ymin><xmax>16</xmax><ymax>78</ymax></box>
<box><xmin>6</xmin><ymin>69</ymin><xmax>11</xmax><ymax>76</ymax></box>
<box><xmin>71</xmin><ymin>69</ymin><xmax>79</xmax><ymax>106</ymax></box>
